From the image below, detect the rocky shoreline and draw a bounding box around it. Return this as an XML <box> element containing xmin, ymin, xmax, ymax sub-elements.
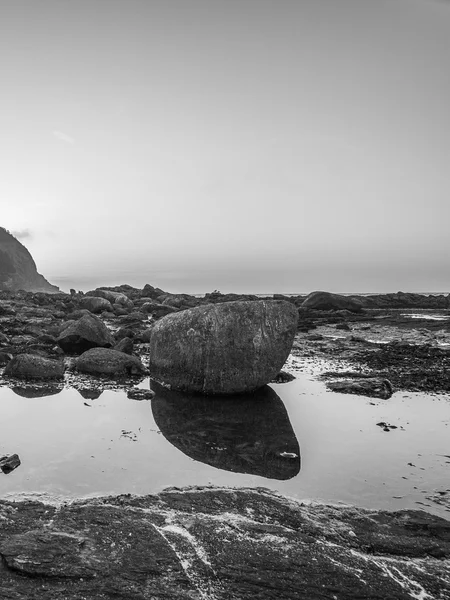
<box><xmin>0</xmin><ymin>486</ymin><xmax>448</xmax><ymax>599</ymax></box>
<box><xmin>1</xmin><ymin>286</ymin><xmax>450</xmax><ymax>598</ymax></box>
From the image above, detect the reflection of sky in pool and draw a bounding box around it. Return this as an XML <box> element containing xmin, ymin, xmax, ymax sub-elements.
<box><xmin>0</xmin><ymin>372</ymin><xmax>448</xmax><ymax>519</ymax></box>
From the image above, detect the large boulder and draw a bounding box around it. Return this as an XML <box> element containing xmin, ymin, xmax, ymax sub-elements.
<box><xmin>302</xmin><ymin>291</ymin><xmax>363</xmax><ymax>312</ymax></box>
<box><xmin>78</xmin><ymin>296</ymin><xmax>113</xmax><ymax>314</ymax></box>
<box><xmin>75</xmin><ymin>348</ymin><xmax>146</xmax><ymax>377</ymax></box>
<box><xmin>57</xmin><ymin>314</ymin><xmax>114</xmax><ymax>354</ymax></box>
<box><xmin>149</xmin><ymin>300</ymin><xmax>298</xmax><ymax>394</ymax></box>
<box><xmin>4</xmin><ymin>354</ymin><xmax>64</xmax><ymax>380</ymax></box>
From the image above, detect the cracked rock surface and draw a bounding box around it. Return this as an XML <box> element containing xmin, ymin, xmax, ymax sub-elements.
<box><xmin>0</xmin><ymin>486</ymin><xmax>448</xmax><ymax>599</ymax></box>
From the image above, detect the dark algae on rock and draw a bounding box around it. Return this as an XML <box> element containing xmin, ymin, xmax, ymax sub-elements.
<box><xmin>358</xmin><ymin>342</ymin><xmax>450</xmax><ymax>393</ymax></box>
<box><xmin>0</xmin><ymin>487</ymin><xmax>448</xmax><ymax>599</ymax></box>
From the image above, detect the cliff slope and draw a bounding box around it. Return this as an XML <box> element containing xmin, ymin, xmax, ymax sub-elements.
<box><xmin>0</xmin><ymin>228</ymin><xmax>59</xmax><ymax>293</ymax></box>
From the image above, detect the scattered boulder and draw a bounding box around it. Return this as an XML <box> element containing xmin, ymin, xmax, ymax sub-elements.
<box><xmin>141</xmin><ymin>283</ymin><xmax>165</xmax><ymax>299</ymax></box>
<box><xmin>0</xmin><ymin>351</ymin><xmax>12</xmax><ymax>365</ymax></box>
<box><xmin>114</xmin><ymin>337</ymin><xmax>133</xmax><ymax>355</ymax></box>
<box><xmin>139</xmin><ymin>327</ymin><xmax>154</xmax><ymax>343</ymax></box>
<box><xmin>57</xmin><ymin>314</ymin><xmax>114</xmax><ymax>354</ymax></box>
<box><xmin>326</xmin><ymin>377</ymin><xmax>393</xmax><ymax>399</ymax></box>
<box><xmin>162</xmin><ymin>294</ymin><xmax>199</xmax><ymax>309</ymax></box>
<box><xmin>3</xmin><ymin>354</ymin><xmax>64</xmax><ymax>380</ymax></box>
<box><xmin>0</xmin><ymin>454</ymin><xmax>21</xmax><ymax>474</ymax></box>
<box><xmin>127</xmin><ymin>388</ymin><xmax>155</xmax><ymax>400</ymax></box>
<box><xmin>86</xmin><ymin>289</ymin><xmax>134</xmax><ymax>310</ymax></box>
<box><xmin>142</xmin><ymin>303</ymin><xmax>178</xmax><ymax>318</ymax></box>
<box><xmin>75</xmin><ymin>348</ymin><xmax>146</xmax><ymax>377</ymax></box>
<box><xmin>78</xmin><ymin>296</ymin><xmax>113</xmax><ymax>314</ymax></box>
<box><xmin>271</xmin><ymin>370</ymin><xmax>296</xmax><ymax>383</ymax></box>
<box><xmin>149</xmin><ymin>300</ymin><xmax>298</xmax><ymax>394</ymax></box>
<box><xmin>302</xmin><ymin>291</ymin><xmax>363</xmax><ymax>312</ymax></box>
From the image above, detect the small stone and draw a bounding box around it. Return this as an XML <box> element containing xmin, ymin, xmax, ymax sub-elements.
<box><xmin>0</xmin><ymin>454</ymin><xmax>21</xmax><ymax>474</ymax></box>
<box><xmin>127</xmin><ymin>388</ymin><xmax>155</xmax><ymax>401</ymax></box>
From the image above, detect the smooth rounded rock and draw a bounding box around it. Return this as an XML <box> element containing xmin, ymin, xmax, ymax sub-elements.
<box><xmin>75</xmin><ymin>348</ymin><xmax>146</xmax><ymax>377</ymax></box>
<box><xmin>4</xmin><ymin>354</ymin><xmax>64</xmax><ymax>380</ymax></box>
<box><xmin>149</xmin><ymin>300</ymin><xmax>298</xmax><ymax>394</ymax></box>
<box><xmin>57</xmin><ymin>314</ymin><xmax>114</xmax><ymax>354</ymax></box>
<box><xmin>302</xmin><ymin>291</ymin><xmax>363</xmax><ymax>312</ymax></box>
<box><xmin>79</xmin><ymin>296</ymin><xmax>113</xmax><ymax>314</ymax></box>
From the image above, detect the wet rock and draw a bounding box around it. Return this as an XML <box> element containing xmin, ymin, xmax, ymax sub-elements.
<box><xmin>3</xmin><ymin>354</ymin><xmax>65</xmax><ymax>380</ymax></box>
<box><xmin>86</xmin><ymin>288</ymin><xmax>134</xmax><ymax>310</ymax></box>
<box><xmin>127</xmin><ymin>388</ymin><xmax>155</xmax><ymax>400</ymax></box>
<box><xmin>78</xmin><ymin>296</ymin><xmax>113</xmax><ymax>314</ymax></box>
<box><xmin>0</xmin><ymin>351</ymin><xmax>12</xmax><ymax>365</ymax></box>
<box><xmin>141</xmin><ymin>283</ymin><xmax>165</xmax><ymax>299</ymax></box>
<box><xmin>152</xmin><ymin>384</ymin><xmax>300</xmax><ymax>479</ymax></box>
<box><xmin>357</xmin><ymin>342</ymin><xmax>450</xmax><ymax>393</ymax></box>
<box><xmin>271</xmin><ymin>370</ymin><xmax>296</xmax><ymax>383</ymax></box>
<box><xmin>162</xmin><ymin>294</ymin><xmax>199</xmax><ymax>309</ymax></box>
<box><xmin>113</xmin><ymin>336</ymin><xmax>133</xmax><ymax>355</ymax></box>
<box><xmin>149</xmin><ymin>300</ymin><xmax>298</xmax><ymax>394</ymax></box>
<box><xmin>75</xmin><ymin>348</ymin><xmax>146</xmax><ymax>377</ymax></box>
<box><xmin>0</xmin><ymin>454</ymin><xmax>21</xmax><ymax>474</ymax></box>
<box><xmin>142</xmin><ymin>302</ymin><xmax>179</xmax><ymax>318</ymax></box>
<box><xmin>202</xmin><ymin>291</ymin><xmax>261</xmax><ymax>304</ymax></box>
<box><xmin>57</xmin><ymin>314</ymin><xmax>114</xmax><ymax>354</ymax></box>
<box><xmin>115</xmin><ymin>327</ymin><xmax>135</xmax><ymax>341</ymax></box>
<box><xmin>1</xmin><ymin>530</ymin><xmax>99</xmax><ymax>577</ymax></box>
<box><xmin>305</xmin><ymin>333</ymin><xmax>324</xmax><ymax>341</ymax></box>
<box><xmin>302</xmin><ymin>291</ymin><xmax>363</xmax><ymax>312</ymax></box>
<box><xmin>139</xmin><ymin>326</ymin><xmax>154</xmax><ymax>343</ymax></box>
<box><xmin>0</xmin><ymin>487</ymin><xmax>447</xmax><ymax>599</ymax></box>
<box><xmin>326</xmin><ymin>377</ymin><xmax>393</xmax><ymax>399</ymax></box>
<box><xmin>336</xmin><ymin>322</ymin><xmax>351</xmax><ymax>330</ymax></box>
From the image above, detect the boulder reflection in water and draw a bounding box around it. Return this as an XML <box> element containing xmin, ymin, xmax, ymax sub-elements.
<box><xmin>151</xmin><ymin>383</ymin><xmax>300</xmax><ymax>480</ymax></box>
<box><xmin>11</xmin><ymin>385</ymin><xmax>64</xmax><ymax>399</ymax></box>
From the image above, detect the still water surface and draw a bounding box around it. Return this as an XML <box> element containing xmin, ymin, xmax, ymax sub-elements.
<box><xmin>0</xmin><ymin>371</ymin><xmax>448</xmax><ymax>518</ymax></box>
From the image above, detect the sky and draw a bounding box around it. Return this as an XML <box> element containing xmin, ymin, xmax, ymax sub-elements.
<box><xmin>1</xmin><ymin>0</ymin><xmax>449</xmax><ymax>294</ymax></box>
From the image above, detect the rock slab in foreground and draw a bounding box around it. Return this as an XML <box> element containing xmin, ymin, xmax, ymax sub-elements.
<box><xmin>0</xmin><ymin>487</ymin><xmax>448</xmax><ymax>599</ymax></box>
<box><xmin>149</xmin><ymin>300</ymin><xmax>299</xmax><ymax>394</ymax></box>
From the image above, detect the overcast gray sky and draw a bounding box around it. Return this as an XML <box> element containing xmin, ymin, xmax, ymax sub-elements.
<box><xmin>1</xmin><ymin>0</ymin><xmax>449</xmax><ymax>293</ymax></box>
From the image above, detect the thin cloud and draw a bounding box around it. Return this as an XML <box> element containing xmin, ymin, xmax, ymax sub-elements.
<box><xmin>52</xmin><ymin>130</ymin><xmax>75</xmax><ymax>144</ymax></box>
